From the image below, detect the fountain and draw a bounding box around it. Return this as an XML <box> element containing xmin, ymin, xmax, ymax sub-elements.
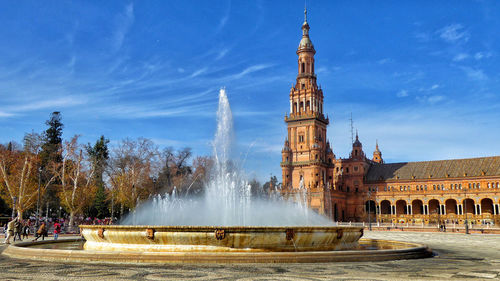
<box><xmin>80</xmin><ymin>88</ymin><xmax>363</xmax><ymax>256</ymax></box>
<box><xmin>3</xmin><ymin>89</ymin><xmax>432</xmax><ymax>263</ymax></box>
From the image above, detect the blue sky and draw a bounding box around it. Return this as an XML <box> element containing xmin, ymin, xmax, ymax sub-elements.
<box><xmin>1</xmin><ymin>1</ymin><xmax>500</xmax><ymax>182</ymax></box>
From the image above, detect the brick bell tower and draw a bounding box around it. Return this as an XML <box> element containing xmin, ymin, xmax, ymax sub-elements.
<box><xmin>281</xmin><ymin>8</ymin><xmax>334</xmax><ymax>192</ymax></box>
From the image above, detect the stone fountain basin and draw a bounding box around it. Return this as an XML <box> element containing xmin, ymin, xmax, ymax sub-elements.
<box><xmin>80</xmin><ymin>225</ymin><xmax>363</xmax><ymax>252</ymax></box>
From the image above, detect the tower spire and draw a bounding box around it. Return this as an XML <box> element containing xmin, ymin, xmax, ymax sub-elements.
<box><xmin>304</xmin><ymin>3</ymin><xmax>307</xmax><ymax>23</ymax></box>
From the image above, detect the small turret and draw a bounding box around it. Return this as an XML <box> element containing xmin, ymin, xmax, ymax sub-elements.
<box><xmin>372</xmin><ymin>140</ymin><xmax>383</xmax><ymax>163</ymax></box>
<box><xmin>350</xmin><ymin>131</ymin><xmax>364</xmax><ymax>159</ymax></box>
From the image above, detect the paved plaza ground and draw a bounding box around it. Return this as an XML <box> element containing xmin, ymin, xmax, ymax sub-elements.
<box><xmin>0</xmin><ymin>231</ymin><xmax>499</xmax><ymax>280</ymax></box>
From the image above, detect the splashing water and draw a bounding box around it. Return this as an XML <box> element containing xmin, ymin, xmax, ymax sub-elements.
<box><xmin>121</xmin><ymin>88</ymin><xmax>332</xmax><ymax>226</ymax></box>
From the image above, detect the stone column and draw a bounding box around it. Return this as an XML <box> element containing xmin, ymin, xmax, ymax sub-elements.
<box><xmin>478</xmin><ymin>204</ymin><xmax>482</xmax><ymax>215</ymax></box>
<box><xmin>441</xmin><ymin>204</ymin><xmax>446</xmax><ymax>215</ymax></box>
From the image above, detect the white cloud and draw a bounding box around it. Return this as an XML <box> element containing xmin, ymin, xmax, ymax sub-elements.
<box><xmin>397</xmin><ymin>90</ymin><xmax>408</xmax><ymax>97</ymax></box>
<box><xmin>460</xmin><ymin>67</ymin><xmax>488</xmax><ymax>81</ymax></box>
<box><xmin>224</xmin><ymin>64</ymin><xmax>273</xmax><ymax>80</ymax></box>
<box><xmin>453</xmin><ymin>53</ymin><xmax>469</xmax><ymax>61</ymax></box>
<box><xmin>190</xmin><ymin>67</ymin><xmax>208</xmax><ymax>78</ymax></box>
<box><xmin>474</xmin><ymin>52</ymin><xmax>493</xmax><ymax>60</ymax></box>
<box><xmin>111</xmin><ymin>3</ymin><xmax>135</xmax><ymax>52</ymax></box>
<box><xmin>427</xmin><ymin>95</ymin><xmax>445</xmax><ymax>104</ymax></box>
<box><xmin>215</xmin><ymin>48</ymin><xmax>229</xmax><ymax>60</ymax></box>
<box><xmin>0</xmin><ymin>111</ymin><xmax>14</xmax><ymax>118</ymax></box>
<box><xmin>437</xmin><ymin>24</ymin><xmax>469</xmax><ymax>43</ymax></box>
<box><xmin>377</xmin><ymin>58</ymin><xmax>392</xmax><ymax>65</ymax></box>
<box><xmin>430</xmin><ymin>84</ymin><xmax>439</xmax><ymax>90</ymax></box>
<box><xmin>414</xmin><ymin>32</ymin><xmax>430</xmax><ymax>42</ymax></box>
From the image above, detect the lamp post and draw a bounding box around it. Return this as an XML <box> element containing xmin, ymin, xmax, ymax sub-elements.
<box><xmin>367</xmin><ymin>190</ymin><xmax>372</xmax><ymax>231</ymax></box>
<box><xmin>464</xmin><ymin>188</ymin><xmax>469</xmax><ymax>234</ymax></box>
<box><xmin>437</xmin><ymin>207</ymin><xmax>441</xmax><ymax>231</ymax></box>
<box><xmin>36</xmin><ymin>167</ymin><xmax>42</xmax><ymax>227</ymax></box>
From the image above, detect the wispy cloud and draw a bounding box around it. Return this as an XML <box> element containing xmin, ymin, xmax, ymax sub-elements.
<box><xmin>453</xmin><ymin>53</ymin><xmax>469</xmax><ymax>61</ymax></box>
<box><xmin>224</xmin><ymin>64</ymin><xmax>273</xmax><ymax>80</ymax></box>
<box><xmin>111</xmin><ymin>3</ymin><xmax>134</xmax><ymax>52</ymax></box>
<box><xmin>215</xmin><ymin>48</ymin><xmax>230</xmax><ymax>60</ymax></box>
<box><xmin>460</xmin><ymin>66</ymin><xmax>488</xmax><ymax>81</ymax></box>
<box><xmin>377</xmin><ymin>58</ymin><xmax>393</xmax><ymax>65</ymax></box>
<box><xmin>396</xmin><ymin>89</ymin><xmax>408</xmax><ymax>97</ymax></box>
<box><xmin>414</xmin><ymin>32</ymin><xmax>430</xmax><ymax>42</ymax></box>
<box><xmin>474</xmin><ymin>52</ymin><xmax>493</xmax><ymax>60</ymax></box>
<box><xmin>190</xmin><ymin>67</ymin><xmax>208</xmax><ymax>78</ymax></box>
<box><xmin>437</xmin><ymin>24</ymin><xmax>469</xmax><ymax>44</ymax></box>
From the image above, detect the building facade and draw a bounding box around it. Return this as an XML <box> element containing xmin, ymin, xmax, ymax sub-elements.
<box><xmin>281</xmin><ymin>11</ymin><xmax>500</xmax><ymax>225</ymax></box>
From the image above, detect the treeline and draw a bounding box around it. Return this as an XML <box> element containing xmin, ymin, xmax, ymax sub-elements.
<box><xmin>0</xmin><ymin>112</ymin><xmax>273</xmax><ymax>223</ymax></box>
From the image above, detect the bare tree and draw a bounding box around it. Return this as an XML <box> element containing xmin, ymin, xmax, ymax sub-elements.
<box><xmin>52</xmin><ymin>136</ymin><xmax>96</xmax><ymax>229</ymax></box>
<box><xmin>0</xmin><ymin>133</ymin><xmax>55</xmax><ymax>218</ymax></box>
<box><xmin>108</xmin><ymin>138</ymin><xmax>158</xmax><ymax>216</ymax></box>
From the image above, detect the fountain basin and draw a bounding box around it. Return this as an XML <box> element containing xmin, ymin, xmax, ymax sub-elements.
<box><xmin>80</xmin><ymin>225</ymin><xmax>363</xmax><ymax>252</ymax></box>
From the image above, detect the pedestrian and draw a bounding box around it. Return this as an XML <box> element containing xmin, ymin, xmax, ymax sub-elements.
<box><xmin>13</xmin><ymin>219</ymin><xmax>23</xmax><ymax>241</ymax></box>
<box><xmin>3</xmin><ymin>217</ymin><xmax>17</xmax><ymax>244</ymax></box>
<box><xmin>22</xmin><ymin>221</ymin><xmax>30</xmax><ymax>239</ymax></box>
<box><xmin>33</xmin><ymin>222</ymin><xmax>47</xmax><ymax>241</ymax></box>
<box><xmin>53</xmin><ymin>220</ymin><xmax>61</xmax><ymax>240</ymax></box>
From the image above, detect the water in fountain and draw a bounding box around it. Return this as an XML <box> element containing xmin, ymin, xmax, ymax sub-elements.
<box><xmin>121</xmin><ymin>88</ymin><xmax>333</xmax><ymax>226</ymax></box>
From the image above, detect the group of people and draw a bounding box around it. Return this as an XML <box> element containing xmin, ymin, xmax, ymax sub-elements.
<box><xmin>3</xmin><ymin>217</ymin><xmax>61</xmax><ymax>244</ymax></box>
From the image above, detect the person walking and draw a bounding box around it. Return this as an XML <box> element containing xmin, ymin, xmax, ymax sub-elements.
<box><xmin>33</xmin><ymin>222</ymin><xmax>47</xmax><ymax>241</ymax></box>
<box><xmin>3</xmin><ymin>217</ymin><xmax>17</xmax><ymax>244</ymax></box>
<box><xmin>53</xmin><ymin>220</ymin><xmax>61</xmax><ymax>240</ymax></box>
<box><xmin>22</xmin><ymin>222</ymin><xmax>30</xmax><ymax>239</ymax></box>
<box><xmin>13</xmin><ymin>219</ymin><xmax>22</xmax><ymax>241</ymax></box>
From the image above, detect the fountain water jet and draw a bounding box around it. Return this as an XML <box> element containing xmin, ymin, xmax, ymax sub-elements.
<box><xmin>120</xmin><ymin>88</ymin><xmax>333</xmax><ymax>227</ymax></box>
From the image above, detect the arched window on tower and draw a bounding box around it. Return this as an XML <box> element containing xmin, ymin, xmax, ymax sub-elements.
<box><xmin>301</xmin><ymin>62</ymin><xmax>305</xmax><ymax>73</ymax></box>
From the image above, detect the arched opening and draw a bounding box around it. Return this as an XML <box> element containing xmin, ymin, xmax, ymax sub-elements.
<box><xmin>463</xmin><ymin>198</ymin><xmax>475</xmax><ymax>214</ymax></box>
<box><xmin>481</xmin><ymin>198</ymin><xmax>494</xmax><ymax>214</ymax></box>
<box><xmin>301</xmin><ymin>62</ymin><xmax>305</xmax><ymax>73</ymax></box>
<box><xmin>380</xmin><ymin>200</ymin><xmax>391</xmax><ymax>214</ymax></box>
<box><xmin>396</xmin><ymin>200</ymin><xmax>407</xmax><ymax>215</ymax></box>
<box><xmin>299</xmin><ymin>102</ymin><xmax>304</xmax><ymax>112</ymax></box>
<box><xmin>306</xmin><ymin>100</ymin><xmax>310</xmax><ymax>111</ymax></box>
<box><xmin>412</xmin><ymin>199</ymin><xmax>423</xmax><ymax>215</ymax></box>
<box><xmin>365</xmin><ymin>200</ymin><xmax>376</xmax><ymax>214</ymax></box>
<box><xmin>445</xmin><ymin>199</ymin><xmax>458</xmax><ymax>214</ymax></box>
<box><xmin>428</xmin><ymin>199</ymin><xmax>440</xmax><ymax>214</ymax></box>
<box><xmin>293</xmin><ymin>102</ymin><xmax>297</xmax><ymax>113</ymax></box>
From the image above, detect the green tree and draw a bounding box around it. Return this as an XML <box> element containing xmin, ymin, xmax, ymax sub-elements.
<box><xmin>86</xmin><ymin>136</ymin><xmax>110</xmax><ymax>218</ymax></box>
<box><xmin>40</xmin><ymin>112</ymin><xmax>64</xmax><ymax>167</ymax></box>
<box><xmin>40</xmin><ymin>112</ymin><xmax>64</xmax><ymax>216</ymax></box>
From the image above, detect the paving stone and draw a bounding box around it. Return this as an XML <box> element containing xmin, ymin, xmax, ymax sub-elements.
<box><xmin>0</xmin><ymin>231</ymin><xmax>499</xmax><ymax>280</ymax></box>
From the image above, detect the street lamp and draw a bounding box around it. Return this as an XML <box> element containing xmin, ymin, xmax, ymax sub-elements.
<box><xmin>436</xmin><ymin>207</ymin><xmax>441</xmax><ymax>231</ymax></box>
<box><xmin>464</xmin><ymin>188</ymin><xmax>469</xmax><ymax>234</ymax></box>
<box><xmin>36</xmin><ymin>167</ymin><xmax>42</xmax><ymax>227</ymax></box>
<box><xmin>367</xmin><ymin>190</ymin><xmax>372</xmax><ymax>231</ymax></box>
